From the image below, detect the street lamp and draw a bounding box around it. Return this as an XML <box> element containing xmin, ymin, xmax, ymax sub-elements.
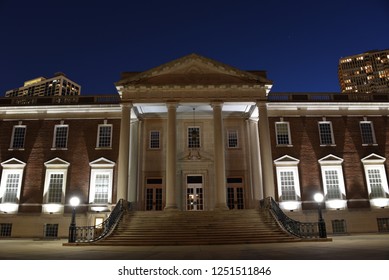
<box><xmin>314</xmin><ymin>193</ymin><xmax>327</xmax><ymax>238</ymax></box>
<box><xmin>68</xmin><ymin>196</ymin><xmax>80</xmax><ymax>243</ymax></box>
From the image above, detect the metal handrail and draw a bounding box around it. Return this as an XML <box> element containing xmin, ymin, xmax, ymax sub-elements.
<box><xmin>74</xmin><ymin>199</ymin><xmax>131</xmax><ymax>243</ymax></box>
<box><xmin>261</xmin><ymin>197</ymin><xmax>319</xmax><ymax>238</ymax></box>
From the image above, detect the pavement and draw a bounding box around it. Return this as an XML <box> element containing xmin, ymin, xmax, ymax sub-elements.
<box><xmin>0</xmin><ymin>233</ymin><xmax>388</xmax><ymax>260</ymax></box>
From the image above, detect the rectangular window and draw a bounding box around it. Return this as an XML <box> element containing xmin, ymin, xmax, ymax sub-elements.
<box><xmin>3</xmin><ymin>174</ymin><xmax>20</xmax><ymax>203</ymax></box>
<box><xmin>324</xmin><ymin>170</ymin><xmax>342</xmax><ymax>199</ymax></box>
<box><xmin>0</xmin><ymin>223</ymin><xmax>12</xmax><ymax>237</ymax></box>
<box><xmin>47</xmin><ymin>173</ymin><xmax>64</xmax><ymax>203</ymax></box>
<box><xmin>360</xmin><ymin>121</ymin><xmax>376</xmax><ymax>145</ymax></box>
<box><xmin>53</xmin><ymin>125</ymin><xmax>68</xmax><ymax>149</ymax></box>
<box><xmin>367</xmin><ymin>169</ymin><xmax>386</xmax><ymax>198</ymax></box>
<box><xmin>377</xmin><ymin>218</ymin><xmax>389</xmax><ymax>232</ymax></box>
<box><xmin>332</xmin><ymin>220</ymin><xmax>347</xmax><ymax>234</ymax></box>
<box><xmin>44</xmin><ymin>224</ymin><xmax>58</xmax><ymax>238</ymax></box>
<box><xmin>149</xmin><ymin>130</ymin><xmax>160</xmax><ymax>149</ymax></box>
<box><xmin>318</xmin><ymin>121</ymin><xmax>335</xmax><ymax>145</ymax></box>
<box><xmin>188</xmin><ymin>127</ymin><xmax>200</xmax><ymax>148</ymax></box>
<box><xmin>10</xmin><ymin>125</ymin><xmax>26</xmax><ymax>149</ymax></box>
<box><xmin>280</xmin><ymin>171</ymin><xmax>297</xmax><ymax>201</ymax></box>
<box><xmin>227</xmin><ymin>130</ymin><xmax>238</xmax><ymax>148</ymax></box>
<box><xmin>94</xmin><ymin>174</ymin><xmax>110</xmax><ymax>203</ymax></box>
<box><xmin>275</xmin><ymin>122</ymin><xmax>291</xmax><ymax>145</ymax></box>
<box><xmin>97</xmin><ymin>124</ymin><xmax>112</xmax><ymax>148</ymax></box>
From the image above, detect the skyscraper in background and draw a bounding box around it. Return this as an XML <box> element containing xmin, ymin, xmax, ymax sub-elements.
<box><xmin>5</xmin><ymin>72</ymin><xmax>81</xmax><ymax>97</ymax></box>
<box><xmin>338</xmin><ymin>49</ymin><xmax>389</xmax><ymax>94</ymax></box>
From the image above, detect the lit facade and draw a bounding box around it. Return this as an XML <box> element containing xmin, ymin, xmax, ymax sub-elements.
<box><xmin>1</xmin><ymin>54</ymin><xmax>389</xmax><ymax>239</ymax></box>
<box><xmin>338</xmin><ymin>49</ymin><xmax>389</xmax><ymax>94</ymax></box>
<box><xmin>5</xmin><ymin>72</ymin><xmax>81</xmax><ymax>97</ymax></box>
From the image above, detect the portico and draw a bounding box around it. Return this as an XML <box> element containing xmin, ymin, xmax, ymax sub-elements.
<box><xmin>114</xmin><ymin>54</ymin><xmax>274</xmax><ymax>211</ymax></box>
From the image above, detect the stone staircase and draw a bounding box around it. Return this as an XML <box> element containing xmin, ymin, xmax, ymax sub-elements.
<box><xmin>94</xmin><ymin>209</ymin><xmax>301</xmax><ymax>246</ymax></box>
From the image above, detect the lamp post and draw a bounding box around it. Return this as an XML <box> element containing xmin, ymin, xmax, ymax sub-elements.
<box><xmin>68</xmin><ymin>196</ymin><xmax>80</xmax><ymax>243</ymax></box>
<box><xmin>313</xmin><ymin>193</ymin><xmax>327</xmax><ymax>238</ymax></box>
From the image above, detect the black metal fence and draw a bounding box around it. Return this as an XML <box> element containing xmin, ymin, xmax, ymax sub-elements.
<box><xmin>74</xmin><ymin>199</ymin><xmax>131</xmax><ymax>243</ymax></box>
<box><xmin>261</xmin><ymin>197</ymin><xmax>320</xmax><ymax>238</ymax></box>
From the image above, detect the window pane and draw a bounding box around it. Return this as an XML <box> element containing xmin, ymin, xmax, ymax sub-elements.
<box><xmin>360</xmin><ymin>122</ymin><xmax>375</xmax><ymax>145</ymax></box>
<box><xmin>12</xmin><ymin>126</ymin><xmax>26</xmax><ymax>149</ymax></box>
<box><xmin>188</xmin><ymin>127</ymin><xmax>200</xmax><ymax>148</ymax></box>
<box><xmin>325</xmin><ymin>170</ymin><xmax>342</xmax><ymax>199</ymax></box>
<box><xmin>3</xmin><ymin>174</ymin><xmax>20</xmax><ymax>203</ymax></box>
<box><xmin>367</xmin><ymin>169</ymin><xmax>385</xmax><ymax>198</ymax></box>
<box><xmin>276</xmin><ymin>123</ymin><xmax>290</xmax><ymax>145</ymax></box>
<box><xmin>47</xmin><ymin>173</ymin><xmax>63</xmax><ymax>203</ymax></box>
<box><xmin>98</xmin><ymin>125</ymin><xmax>112</xmax><ymax>148</ymax></box>
<box><xmin>227</xmin><ymin>130</ymin><xmax>238</xmax><ymax>148</ymax></box>
<box><xmin>280</xmin><ymin>171</ymin><xmax>297</xmax><ymax>200</ymax></box>
<box><xmin>54</xmin><ymin>126</ymin><xmax>68</xmax><ymax>148</ymax></box>
<box><xmin>94</xmin><ymin>174</ymin><xmax>109</xmax><ymax>203</ymax></box>
<box><xmin>319</xmin><ymin>122</ymin><xmax>334</xmax><ymax>145</ymax></box>
<box><xmin>149</xmin><ymin>131</ymin><xmax>160</xmax><ymax>149</ymax></box>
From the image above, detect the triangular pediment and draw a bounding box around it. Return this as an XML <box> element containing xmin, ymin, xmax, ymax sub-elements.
<box><xmin>1</xmin><ymin>158</ymin><xmax>26</xmax><ymax>168</ymax></box>
<box><xmin>90</xmin><ymin>157</ymin><xmax>115</xmax><ymax>168</ymax></box>
<box><xmin>44</xmin><ymin>157</ymin><xmax>70</xmax><ymax>168</ymax></box>
<box><xmin>274</xmin><ymin>155</ymin><xmax>300</xmax><ymax>165</ymax></box>
<box><xmin>319</xmin><ymin>154</ymin><xmax>344</xmax><ymax>165</ymax></box>
<box><xmin>116</xmin><ymin>53</ymin><xmax>272</xmax><ymax>87</ymax></box>
<box><xmin>361</xmin><ymin>153</ymin><xmax>386</xmax><ymax>164</ymax></box>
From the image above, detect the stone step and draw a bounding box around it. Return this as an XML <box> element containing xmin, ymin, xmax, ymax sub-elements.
<box><xmin>93</xmin><ymin>209</ymin><xmax>300</xmax><ymax>246</ymax></box>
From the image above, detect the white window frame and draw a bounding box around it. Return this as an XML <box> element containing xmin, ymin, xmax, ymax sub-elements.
<box><xmin>274</xmin><ymin>155</ymin><xmax>301</xmax><ymax>211</ymax></box>
<box><xmin>9</xmin><ymin>124</ymin><xmax>26</xmax><ymax>150</ymax></box>
<box><xmin>227</xmin><ymin>129</ymin><xmax>239</xmax><ymax>148</ymax></box>
<box><xmin>275</xmin><ymin>121</ymin><xmax>292</xmax><ymax>146</ymax></box>
<box><xmin>0</xmin><ymin>158</ymin><xmax>26</xmax><ymax>214</ymax></box>
<box><xmin>42</xmin><ymin>158</ymin><xmax>70</xmax><ymax>214</ymax></box>
<box><xmin>361</xmin><ymin>153</ymin><xmax>389</xmax><ymax>208</ymax></box>
<box><xmin>89</xmin><ymin>158</ymin><xmax>115</xmax><ymax>211</ymax></box>
<box><xmin>187</xmin><ymin>126</ymin><xmax>201</xmax><ymax>148</ymax></box>
<box><xmin>318</xmin><ymin>155</ymin><xmax>347</xmax><ymax>209</ymax></box>
<box><xmin>360</xmin><ymin>120</ymin><xmax>377</xmax><ymax>146</ymax></box>
<box><xmin>149</xmin><ymin>130</ymin><xmax>160</xmax><ymax>149</ymax></box>
<box><xmin>52</xmin><ymin>123</ymin><xmax>69</xmax><ymax>149</ymax></box>
<box><xmin>96</xmin><ymin>123</ymin><xmax>113</xmax><ymax>149</ymax></box>
<box><xmin>318</xmin><ymin>120</ymin><xmax>335</xmax><ymax>146</ymax></box>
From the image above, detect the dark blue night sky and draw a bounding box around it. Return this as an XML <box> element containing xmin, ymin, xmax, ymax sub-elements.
<box><xmin>0</xmin><ymin>0</ymin><xmax>388</xmax><ymax>95</ymax></box>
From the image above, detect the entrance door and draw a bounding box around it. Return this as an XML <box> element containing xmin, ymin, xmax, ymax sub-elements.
<box><xmin>145</xmin><ymin>178</ymin><xmax>163</xmax><ymax>211</ymax></box>
<box><xmin>186</xmin><ymin>175</ymin><xmax>203</xmax><ymax>211</ymax></box>
<box><xmin>227</xmin><ymin>177</ymin><xmax>244</xmax><ymax>209</ymax></box>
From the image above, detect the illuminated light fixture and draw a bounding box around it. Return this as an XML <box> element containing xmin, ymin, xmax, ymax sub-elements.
<box><xmin>314</xmin><ymin>193</ymin><xmax>327</xmax><ymax>238</ymax></box>
<box><xmin>42</xmin><ymin>203</ymin><xmax>63</xmax><ymax>214</ymax></box>
<box><xmin>68</xmin><ymin>196</ymin><xmax>80</xmax><ymax>243</ymax></box>
<box><xmin>0</xmin><ymin>203</ymin><xmax>19</xmax><ymax>214</ymax></box>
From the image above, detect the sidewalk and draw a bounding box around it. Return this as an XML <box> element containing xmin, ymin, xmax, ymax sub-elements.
<box><xmin>0</xmin><ymin>234</ymin><xmax>388</xmax><ymax>260</ymax></box>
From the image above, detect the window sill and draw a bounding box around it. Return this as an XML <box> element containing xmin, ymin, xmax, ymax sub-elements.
<box><xmin>320</xmin><ymin>144</ymin><xmax>336</xmax><ymax>147</ymax></box>
<box><xmin>276</xmin><ymin>144</ymin><xmax>293</xmax><ymax>148</ymax></box>
<box><xmin>8</xmin><ymin>148</ymin><xmax>25</xmax><ymax>151</ymax></box>
<box><xmin>95</xmin><ymin>147</ymin><xmax>112</xmax><ymax>150</ymax></box>
<box><xmin>362</xmin><ymin>144</ymin><xmax>378</xmax><ymax>147</ymax></box>
<box><xmin>51</xmin><ymin>148</ymin><xmax>68</xmax><ymax>151</ymax></box>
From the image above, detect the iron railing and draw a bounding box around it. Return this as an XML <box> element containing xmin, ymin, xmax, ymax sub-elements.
<box><xmin>74</xmin><ymin>199</ymin><xmax>131</xmax><ymax>243</ymax></box>
<box><xmin>261</xmin><ymin>197</ymin><xmax>320</xmax><ymax>238</ymax></box>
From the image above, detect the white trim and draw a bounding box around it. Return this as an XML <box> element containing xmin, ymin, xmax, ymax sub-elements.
<box><xmin>275</xmin><ymin>121</ymin><xmax>292</xmax><ymax>146</ymax></box>
<box><xmin>89</xmin><ymin>158</ymin><xmax>115</xmax><ymax>210</ymax></box>
<box><xmin>361</xmin><ymin>154</ymin><xmax>389</xmax><ymax>208</ymax></box>
<box><xmin>318</xmin><ymin>120</ymin><xmax>335</xmax><ymax>146</ymax></box>
<box><xmin>52</xmin><ymin>124</ymin><xmax>69</xmax><ymax>149</ymax></box>
<box><xmin>96</xmin><ymin>123</ymin><xmax>113</xmax><ymax>149</ymax></box>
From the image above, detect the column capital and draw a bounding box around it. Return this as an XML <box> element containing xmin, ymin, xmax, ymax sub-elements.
<box><xmin>166</xmin><ymin>101</ymin><xmax>179</xmax><ymax>109</ymax></box>
<box><xmin>120</xmin><ymin>101</ymin><xmax>133</xmax><ymax>108</ymax></box>
<box><xmin>210</xmin><ymin>101</ymin><xmax>224</xmax><ymax>108</ymax></box>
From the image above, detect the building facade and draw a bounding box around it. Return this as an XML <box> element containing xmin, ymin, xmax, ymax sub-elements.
<box><xmin>5</xmin><ymin>72</ymin><xmax>81</xmax><ymax>97</ymax></box>
<box><xmin>338</xmin><ymin>49</ymin><xmax>389</xmax><ymax>94</ymax></box>
<box><xmin>1</xmin><ymin>54</ymin><xmax>389</xmax><ymax>238</ymax></box>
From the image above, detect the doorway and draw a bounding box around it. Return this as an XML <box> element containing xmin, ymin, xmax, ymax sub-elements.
<box><xmin>145</xmin><ymin>178</ymin><xmax>163</xmax><ymax>211</ymax></box>
<box><xmin>227</xmin><ymin>177</ymin><xmax>244</xmax><ymax>209</ymax></box>
<box><xmin>186</xmin><ymin>175</ymin><xmax>203</xmax><ymax>211</ymax></box>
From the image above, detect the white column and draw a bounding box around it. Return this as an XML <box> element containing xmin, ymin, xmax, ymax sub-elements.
<box><xmin>128</xmin><ymin>120</ymin><xmax>139</xmax><ymax>204</ymax></box>
<box><xmin>257</xmin><ymin>101</ymin><xmax>275</xmax><ymax>198</ymax></box>
<box><xmin>164</xmin><ymin>102</ymin><xmax>178</xmax><ymax>210</ymax></box>
<box><xmin>247</xmin><ymin>119</ymin><xmax>264</xmax><ymax>205</ymax></box>
<box><xmin>117</xmin><ymin>102</ymin><xmax>132</xmax><ymax>201</ymax></box>
<box><xmin>212</xmin><ymin>102</ymin><xmax>229</xmax><ymax>210</ymax></box>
